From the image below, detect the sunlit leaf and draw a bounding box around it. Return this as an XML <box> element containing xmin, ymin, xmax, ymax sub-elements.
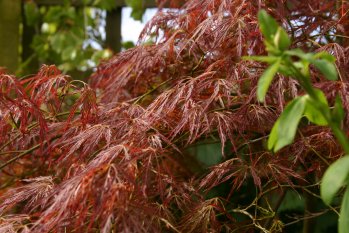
<box><xmin>304</xmin><ymin>89</ymin><xmax>328</xmax><ymax>126</ymax></box>
<box><xmin>258</xmin><ymin>10</ymin><xmax>278</xmax><ymax>42</ymax></box>
<box><xmin>50</xmin><ymin>34</ymin><xmax>66</xmax><ymax>53</ymax></box>
<box><xmin>274</xmin><ymin>27</ymin><xmax>291</xmax><ymax>51</ymax></box>
<box><xmin>257</xmin><ymin>59</ymin><xmax>281</xmax><ymax>102</ymax></box>
<box><xmin>268</xmin><ymin>96</ymin><xmax>306</xmax><ymax>152</ymax></box>
<box><xmin>62</xmin><ymin>47</ymin><xmax>76</xmax><ymax>61</ymax></box>
<box><xmin>243</xmin><ymin>56</ymin><xmax>280</xmax><ymax>64</ymax></box>
<box><xmin>285</xmin><ymin>49</ymin><xmax>314</xmax><ymax>61</ymax></box>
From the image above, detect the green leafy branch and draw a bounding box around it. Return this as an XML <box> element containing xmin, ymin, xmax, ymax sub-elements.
<box><xmin>247</xmin><ymin>10</ymin><xmax>349</xmax><ymax>233</ymax></box>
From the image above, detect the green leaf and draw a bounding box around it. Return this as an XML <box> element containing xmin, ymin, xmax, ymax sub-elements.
<box><xmin>339</xmin><ymin>186</ymin><xmax>349</xmax><ymax>233</ymax></box>
<box><xmin>122</xmin><ymin>41</ymin><xmax>136</xmax><ymax>50</ymax></box>
<box><xmin>312</xmin><ymin>59</ymin><xmax>338</xmax><ymax>81</ymax></box>
<box><xmin>187</xmin><ymin>142</ymin><xmax>223</xmax><ymax>167</ymax></box>
<box><xmin>268</xmin><ymin>96</ymin><xmax>306</xmax><ymax>152</ymax></box>
<box><xmin>333</xmin><ymin>95</ymin><xmax>345</xmax><ymax>126</ymax></box>
<box><xmin>91</xmin><ymin>49</ymin><xmax>112</xmax><ymax>65</ymax></box>
<box><xmin>304</xmin><ymin>102</ymin><xmax>327</xmax><ymax>126</ymax></box>
<box><xmin>258</xmin><ymin>10</ymin><xmax>278</xmax><ymax>42</ymax></box>
<box><xmin>278</xmin><ymin>64</ymin><xmax>295</xmax><ymax>76</ymax></box>
<box><xmin>268</xmin><ymin>119</ymin><xmax>280</xmax><ymax>151</ymax></box>
<box><xmin>94</xmin><ymin>0</ymin><xmax>116</xmax><ymax>11</ymax></box>
<box><xmin>125</xmin><ymin>0</ymin><xmax>145</xmax><ymax>21</ymax></box>
<box><xmin>50</xmin><ymin>34</ymin><xmax>66</xmax><ymax>53</ymax></box>
<box><xmin>257</xmin><ymin>59</ymin><xmax>281</xmax><ymax>102</ymax></box>
<box><xmin>285</xmin><ymin>49</ymin><xmax>314</xmax><ymax>61</ymax></box>
<box><xmin>274</xmin><ymin>27</ymin><xmax>291</xmax><ymax>51</ymax></box>
<box><xmin>24</xmin><ymin>2</ymin><xmax>40</xmax><ymax>26</ymax></box>
<box><xmin>243</xmin><ymin>56</ymin><xmax>279</xmax><ymax>64</ymax></box>
<box><xmin>321</xmin><ymin>156</ymin><xmax>349</xmax><ymax>205</ymax></box>
<box><xmin>62</xmin><ymin>46</ymin><xmax>76</xmax><ymax>60</ymax></box>
<box><xmin>314</xmin><ymin>51</ymin><xmax>336</xmax><ymax>62</ymax></box>
<box><xmin>304</xmin><ymin>89</ymin><xmax>328</xmax><ymax>126</ymax></box>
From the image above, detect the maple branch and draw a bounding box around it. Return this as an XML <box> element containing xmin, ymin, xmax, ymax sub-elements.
<box><xmin>0</xmin><ymin>144</ymin><xmax>40</xmax><ymax>171</ymax></box>
<box><xmin>132</xmin><ymin>77</ymin><xmax>174</xmax><ymax>105</ymax></box>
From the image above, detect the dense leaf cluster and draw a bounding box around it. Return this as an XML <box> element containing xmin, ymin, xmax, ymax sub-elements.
<box><xmin>0</xmin><ymin>0</ymin><xmax>349</xmax><ymax>232</ymax></box>
<box><xmin>23</xmin><ymin>0</ymin><xmax>114</xmax><ymax>73</ymax></box>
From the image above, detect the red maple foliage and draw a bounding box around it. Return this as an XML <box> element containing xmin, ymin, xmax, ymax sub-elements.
<box><xmin>0</xmin><ymin>0</ymin><xmax>348</xmax><ymax>232</ymax></box>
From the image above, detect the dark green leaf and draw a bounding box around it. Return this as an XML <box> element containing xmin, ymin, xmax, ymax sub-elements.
<box><xmin>333</xmin><ymin>95</ymin><xmax>345</xmax><ymax>126</ymax></box>
<box><xmin>321</xmin><ymin>156</ymin><xmax>349</xmax><ymax>205</ymax></box>
<box><xmin>268</xmin><ymin>96</ymin><xmax>306</xmax><ymax>152</ymax></box>
<box><xmin>122</xmin><ymin>41</ymin><xmax>136</xmax><ymax>50</ymax></box>
<box><xmin>24</xmin><ymin>2</ymin><xmax>40</xmax><ymax>26</ymax></box>
<box><xmin>312</xmin><ymin>59</ymin><xmax>338</xmax><ymax>81</ymax></box>
<box><xmin>257</xmin><ymin>59</ymin><xmax>281</xmax><ymax>102</ymax></box>
<box><xmin>339</xmin><ymin>186</ymin><xmax>349</xmax><ymax>233</ymax></box>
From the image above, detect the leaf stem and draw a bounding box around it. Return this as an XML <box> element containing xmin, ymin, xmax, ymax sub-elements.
<box><xmin>286</xmin><ymin>59</ymin><xmax>349</xmax><ymax>154</ymax></box>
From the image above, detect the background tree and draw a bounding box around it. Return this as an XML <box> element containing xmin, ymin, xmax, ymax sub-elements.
<box><xmin>0</xmin><ymin>0</ymin><xmax>21</xmax><ymax>73</ymax></box>
<box><xmin>0</xmin><ymin>0</ymin><xmax>161</xmax><ymax>76</ymax></box>
<box><xmin>0</xmin><ymin>0</ymin><xmax>348</xmax><ymax>232</ymax></box>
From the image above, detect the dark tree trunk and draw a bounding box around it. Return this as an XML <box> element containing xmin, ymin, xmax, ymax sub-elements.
<box><xmin>106</xmin><ymin>7</ymin><xmax>122</xmax><ymax>53</ymax></box>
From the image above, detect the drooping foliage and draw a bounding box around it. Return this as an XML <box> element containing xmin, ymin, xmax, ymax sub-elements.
<box><xmin>0</xmin><ymin>0</ymin><xmax>349</xmax><ymax>232</ymax></box>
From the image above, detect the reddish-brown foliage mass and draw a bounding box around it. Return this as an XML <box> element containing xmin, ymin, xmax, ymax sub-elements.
<box><xmin>0</xmin><ymin>0</ymin><xmax>348</xmax><ymax>232</ymax></box>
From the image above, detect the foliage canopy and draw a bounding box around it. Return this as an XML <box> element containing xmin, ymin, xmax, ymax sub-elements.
<box><xmin>0</xmin><ymin>0</ymin><xmax>349</xmax><ymax>232</ymax></box>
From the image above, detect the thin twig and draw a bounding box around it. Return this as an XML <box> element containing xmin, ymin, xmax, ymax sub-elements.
<box><xmin>0</xmin><ymin>144</ymin><xmax>40</xmax><ymax>171</ymax></box>
<box><xmin>132</xmin><ymin>77</ymin><xmax>174</xmax><ymax>105</ymax></box>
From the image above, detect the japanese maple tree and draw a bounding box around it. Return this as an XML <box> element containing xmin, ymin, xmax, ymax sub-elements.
<box><xmin>0</xmin><ymin>0</ymin><xmax>348</xmax><ymax>232</ymax></box>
